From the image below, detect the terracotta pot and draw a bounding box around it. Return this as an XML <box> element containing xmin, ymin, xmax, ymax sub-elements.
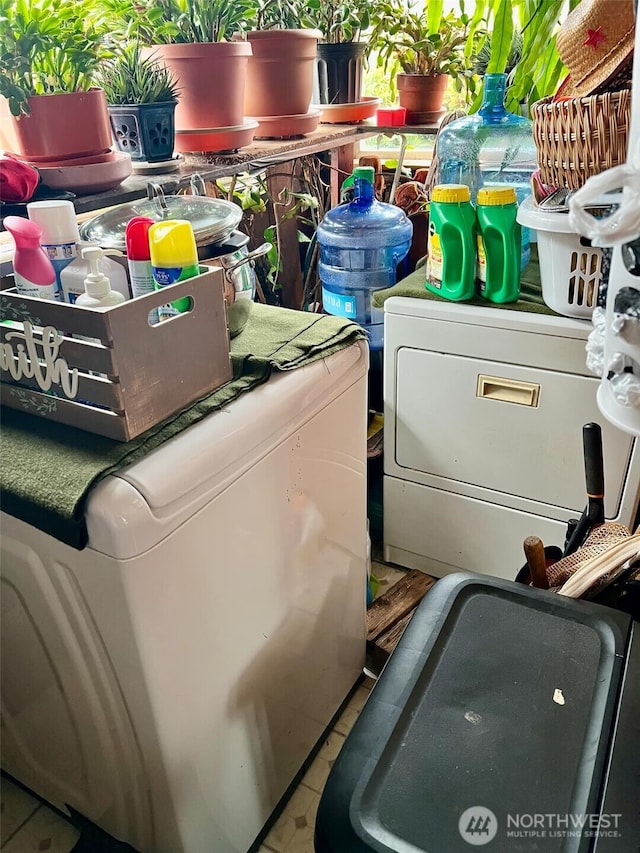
<box><xmin>396</xmin><ymin>73</ymin><xmax>449</xmax><ymax>124</ymax></box>
<box><xmin>0</xmin><ymin>89</ymin><xmax>113</xmax><ymax>163</ymax></box>
<box><xmin>150</xmin><ymin>42</ymin><xmax>252</xmax><ymax>131</ymax></box>
<box><xmin>242</xmin><ymin>30</ymin><xmax>321</xmax><ymax>117</ymax></box>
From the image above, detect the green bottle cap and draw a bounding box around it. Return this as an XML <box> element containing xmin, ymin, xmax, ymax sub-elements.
<box><xmin>353</xmin><ymin>166</ymin><xmax>375</xmax><ymax>183</ymax></box>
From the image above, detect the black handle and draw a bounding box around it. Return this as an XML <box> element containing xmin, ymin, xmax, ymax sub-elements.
<box><xmin>563</xmin><ymin>423</ymin><xmax>606</xmax><ymax>557</ymax></box>
<box><xmin>583</xmin><ymin>422</ymin><xmax>605</xmax><ymax>524</ymax></box>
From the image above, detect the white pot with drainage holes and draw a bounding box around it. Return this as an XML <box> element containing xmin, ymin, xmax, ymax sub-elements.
<box><xmin>517</xmin><ymin>195</ymin><xmax>617</xmax><ymax>319</ymax></box>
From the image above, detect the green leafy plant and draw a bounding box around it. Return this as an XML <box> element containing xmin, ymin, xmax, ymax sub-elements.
<box><xmin>254</xmin><ymin>0</ymin><xmax>305</xmax><ymax>30</ymax></box>
<box><xmin>96</xmin><ymin>0</ymin><xmax>257</xmax><ymax>44</ymax></box>
<box><xmin>369</xmin><ymin>2</ymin><xmax>473</xmax><ymax>77</ymax></box>
<box><xmin>464</xmin><ymin>0</ymin><xmax>580</xmax><ymax>112</ymax></box>
<box><xmin>298</xmin><ymin>0</ymin><xmax>372</xmax><ymax>43</ymax></box>
<box><xmin>216</xmin><ymin>164</ymin><xmax>324</xmax><ymax>307</ymax></box>
<box><xmin>0</xmin><ymin>0</ymin><xmax>111</xmax><ymax>116</ymax></box>
<box><xmin>96</xmin><ymin>43</ymin><xmax>180</xmax><ymax>104</ymax></box>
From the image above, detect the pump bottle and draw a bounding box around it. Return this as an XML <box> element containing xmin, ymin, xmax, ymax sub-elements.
<box><xmin>61</xmin><ymin>244</ymin><xmax>131</xmax><ymax>304</ymax></box>
<box><xmin>76</xmin><ymin>246</ymin><xmax>126</xmax><ymax>309</ymax></box>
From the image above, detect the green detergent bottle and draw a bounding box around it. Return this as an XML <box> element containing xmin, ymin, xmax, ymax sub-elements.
<box><xmin>476</xmin><ymin>186</ymin><xmax>521</xmax><ymax>303</ymax></box>
<box><xmin>426</xmin><ymin>184</ymin><xmax>476</xmax><ymax>301</ymax></box>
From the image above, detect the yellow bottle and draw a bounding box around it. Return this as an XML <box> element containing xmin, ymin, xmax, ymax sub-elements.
<box><xmin>148</xmin><ymin>220</ymin><xmax>200</xmax><ymax>319</ymax></box>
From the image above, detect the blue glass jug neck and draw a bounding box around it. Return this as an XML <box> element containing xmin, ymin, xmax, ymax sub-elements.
<box><xmin>478</xmin><ymin>73</ymin><xmax>511</xmax><ymax>122</ymax></box>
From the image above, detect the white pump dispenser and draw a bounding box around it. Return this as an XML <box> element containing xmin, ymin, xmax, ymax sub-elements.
<box><xmin>60</xmin><ymin>242</ymin><xmax>131</xmax><ymax>304</ymax></box>
<box><xmin>75</xmin><ymin>246</ymin><xmax>126</xmax><ymax>308</ymax></box>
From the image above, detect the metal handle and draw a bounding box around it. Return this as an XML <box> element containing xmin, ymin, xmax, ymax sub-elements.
<box><xmin>222</xmin><ymin>242</ymin><xmax>272</xmax><ymax>279</ymax></box>
<box><xmin>476</xmin><ymin>375</ymin><xmax>540</xmax><ymax>407</ymax></box>
<box><xmin>189</xmin><ymin>173</ymin><xmax>207</xmax><ymax>198</ymax></box>
<box><xmin>146</xmin><ymin>181</ymin><xmax>169</xmax><ymax>214</ymax></box>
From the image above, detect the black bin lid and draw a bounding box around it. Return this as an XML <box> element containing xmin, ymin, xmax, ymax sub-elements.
<box><xmin>316</xmin><ymin>572</ymin><xmax>632</xmax><ymax>853</ymax></box>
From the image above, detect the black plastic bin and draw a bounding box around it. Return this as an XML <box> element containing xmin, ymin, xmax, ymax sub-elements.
<box><xmin>315</xmin><ymin>572</ymin><xmax>640</xmax><ymax>853</ymax></box>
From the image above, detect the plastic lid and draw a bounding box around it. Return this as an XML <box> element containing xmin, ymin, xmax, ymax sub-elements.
<box><xmin>353</xmin><ymin>166</ymin><xmax>375</xmax><ymax>183</ymax></box>
<box><xmin>27</xmin><ymin>200</ymin><xmax>80</xmax><ymax>244</ymax></box>
<box><xmin>148</xmin><ymin>220</ymin><xmax>198</xmax><ymax>268</ymax></box>
<box><xmin>477</xmin><ymin>186</ymin><xmax>517</xmax><ymax>206</ymax></box>
<box><xmin>431</xmin><ymin>184</ymin><xmax>471</xmax><ymax>203</ymax></box>
<box><xmin>125</xmin><ymin>216</ymin><xmax>154</xmax><ymax>261</ymax></box>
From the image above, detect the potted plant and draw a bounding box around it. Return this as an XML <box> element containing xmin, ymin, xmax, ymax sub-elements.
<box><xmin>0</xmin><ymin>0</ymin><xmax>113</xmax><ymax>163</ymax></box>
<box><xmin>236</xmin><ymin>0</ymin><xmax>321</xmax><ymax>124</ymax></box>
<box><xmin>97</xmin><ymin>43</ymin><xmax>180</xmax><ymax>163</ymax></box>
<box><xmin>298</xmin><ymin>0</ymin><xmax>374</xmax><ymax>105</ymax></box>
<box><xmin>99</xmin><ymin>0</ymin><xmax>257</xmax><ymax>150</ymax></box>
<box><xmin>368</xmin><ymin>0</ymin><xmax>475</xmax><ymax>123</ymax></box>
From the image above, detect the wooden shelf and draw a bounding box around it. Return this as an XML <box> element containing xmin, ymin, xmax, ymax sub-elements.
<box><xmin>71</xmin><ymin>124</ymin><xmax>376</xmax><ymax>214</ymax></box>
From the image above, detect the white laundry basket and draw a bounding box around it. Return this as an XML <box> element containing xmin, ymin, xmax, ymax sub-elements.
<box><xmin>518</xmin><ymin>196</ymin><xmax>605</xmax><ymax>319</ymax></box>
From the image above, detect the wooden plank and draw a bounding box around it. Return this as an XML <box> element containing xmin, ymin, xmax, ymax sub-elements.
<box><xmin>375</xmin><ymin>607</ymin><xmax>418</xmax><ymax>660</ymax></box>
<box><xmin>330</xmin><ymin>140</ymin><xmax>357</xmax><ymax>207</ymax></box>
<box><xmin>266</xmin><ymin>161</ymin><xmax>304</xmax><ymax>309</ymax></box>
<box><xmin>366</xmin><ymin>569</ymin><xmax>436</xmax><ymax>643</ymax></box>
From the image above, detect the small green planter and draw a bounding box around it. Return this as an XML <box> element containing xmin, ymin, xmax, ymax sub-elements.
<box><xmin>108</xmin><ymin>101</ymin><xmax>176</xmax><ymax>163</ymax></box>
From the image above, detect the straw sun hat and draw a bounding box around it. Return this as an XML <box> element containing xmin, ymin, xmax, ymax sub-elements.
<box><xmin>555</xmin><ymin>0</ymin><xmax>635</xmax><ymax>97</ymax></box>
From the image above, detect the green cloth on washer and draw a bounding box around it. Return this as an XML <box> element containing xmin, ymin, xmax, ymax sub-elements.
<box><xmin>0</xmin><ymin>304</ymin><xmax>366</xmax><ymax>550</ymax></box>
<box><xmin>373</xmin><ymin>245</ymin><xmax>559</xmax><ymax>315</ymax></box>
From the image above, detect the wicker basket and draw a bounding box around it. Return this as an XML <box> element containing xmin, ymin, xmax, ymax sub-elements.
<box><xmin>531</xmin><ymin>89</ymin><xmax>631</xmax><ymax>190</ymax></box>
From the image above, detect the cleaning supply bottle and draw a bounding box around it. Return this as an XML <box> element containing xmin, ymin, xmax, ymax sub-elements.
<box><xmin>75</xmin><ymin>246</ymin><xmax>126</xmax><ymax>308</ymax></box>
<box><xmin>426</xmin><ymin>184</ymin><xmax>476</xmax><ymax>301</ymax></box>
<box><xmin>149</xmin><ymin>219</ymin><xmax>200</xmax><ymax>319</ymax></box>
<box><xmin>3</xmin><ymin>216</ymin><xmax>59</xmax><ymax>300</ymax></box>
<box><xmin>60</xmin><ymin>244</ymin><xmax>131</xmax><ymax>304</ymax></box>
<box><xmin>125</xmin><ymin>216</ymin><xmax>159</xmax><ymax>324</ymax></box>
<box><xmin>435</xmin><ymin>73</ymin><xmax>536</xmax><ymax>270</ymax></box>
<box><xmin>476</xmin><ymin>186</ymin><xmax>521</xmax><ymax>303</ymax></box>
<box><xmin>317</xmin><ymin>166</ymin><xmax>412</xmax><ymax>350</ymax></box>
<box><xmin>74</xmin><ymin>246</ymin><xmax>125</xmax><ymax>384</ymax></box>
<box><xmin>26</xmin><ymin>199</ymin><xmax>80</xmax><ymax>297</ymax></box>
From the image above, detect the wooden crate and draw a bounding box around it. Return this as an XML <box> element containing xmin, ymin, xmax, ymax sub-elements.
<box><xmin>0</xmin><ymin>265</ymin><xmax>232</xmax><ymax>441</ymax></box>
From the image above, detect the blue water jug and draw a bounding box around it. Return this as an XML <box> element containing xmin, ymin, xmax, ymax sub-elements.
<box><xmin>318</xmin><ymin>166</ymin><xmax>412</xmax><ymax>350</ymax></box>
<box><xmin>435</xmin><ymin>73</ymin><xmax>537</xmax><ymax>270</ymax></box>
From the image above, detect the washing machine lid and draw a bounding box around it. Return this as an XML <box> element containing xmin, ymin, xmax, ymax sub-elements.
<box><xmin>84</xmin><ymin>340</ymin><xmax>367</xmax><ymax>558</ymax></box>
<box><xmin>315</xmin><ymin>573</ymin><xmax>635</xmax><ymax>853</ymax></box>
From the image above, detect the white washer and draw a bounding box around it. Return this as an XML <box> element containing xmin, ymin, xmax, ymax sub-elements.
<box><xmin>1</xmin><ymin>340</ymin><xmax>368</xmax><ymax>853</ymax></box>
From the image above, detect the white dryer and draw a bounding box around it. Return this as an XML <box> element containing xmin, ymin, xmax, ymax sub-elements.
<box><xmin>1</xmin><ymin>340</ymin><xmax>369</xmax><ymax>853</ymax></box>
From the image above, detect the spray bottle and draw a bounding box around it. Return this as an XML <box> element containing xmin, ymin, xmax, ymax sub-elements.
<box><xmin>149</xmin><ymin>219</ymin><xmax>199</xmax><ymax>319</ymax></box>
<box><xmin>3</xmin><ymin>216</ymin><xmax>59</xmax><ymax>300</ymax></box>
<box><xmin>126</xmin><ymin>216</ymin><xmax>159</xmax><ymax>324</ymax></box>
<box><xmin>26</xmin><ymin>200</ymin><xmax>80</xmax><ymax>298</ymax></box>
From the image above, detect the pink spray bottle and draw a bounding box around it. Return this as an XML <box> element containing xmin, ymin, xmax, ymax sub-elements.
<box><xmin>3</xmin><ymin>216</ymin><xmax>59</xmax><ymax>300</ymax></box>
